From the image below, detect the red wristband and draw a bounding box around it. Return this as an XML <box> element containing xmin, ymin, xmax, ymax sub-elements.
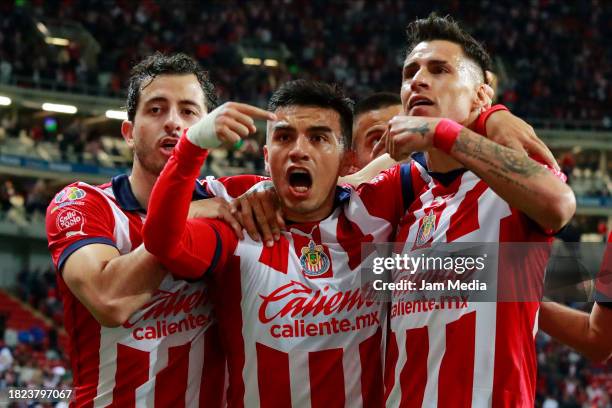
<box><xmin>472</xmin><ymin>104</ymin><xmax>509</xmax><ymax>136</ymax></box>
<box><xmin>433</xmin><ymin>119</ymin><xmax>463</xmax><ymax>154</ymax></box>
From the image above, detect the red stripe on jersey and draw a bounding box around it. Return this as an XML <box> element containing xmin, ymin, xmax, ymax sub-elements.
<box><xmin>127</xmin><ymin>215</ymin><xmax>144</xmax><ymax>248</ymax></box>
<box><xmin>490</xmin><ymin>212</ymin><xmax>542</xmax><ymax>407</ymax></box>
<box><xmin>445</xmin><ymin>180</ymin><xmax>488</xmax><ymax>242</ymax></box>
<box><xmin>256</xmin><ymin>342</ymin><xmax>292</xmax><ymax>407</ymax></box>
<box><xmin>61</xmin><ymin>277</ymin><xmax>100</xmax><ymax>408</ymax></box>
<box><xmin>399</xmin><ymin>327</ymin><xmax>428</xmax><ymax>408</ymax></box>
<box><xmin>309</xmin><ymin>348</ymin><xmax>345</xmax><ymax>408</ymax></box>
<box><xmin>384</xmin><ymin>331</ymin><xmax>398</xmax><ymax>403</ymax></box>
<box><xmin>492</xmin><ymin>303</ymin><xmax>538</xmax><ymax>408</ymax></box>
<box><xmin>154</xmin><ymin>343</ymin><xmax>191</xmax><ymax>407</ymax></box>
<box><xmin>216</xmin><ymin>257</ymin><xmax>246</xmax><ymax>408</ymax></box>
<box><xmin>258</xmin><ymin>235</ymin><xmax>290</xmax><ymax>274</ymax></box>
<box><xmin>337</xmin><ymin>211</ymin><xmax>374</xmax><ymax>270</ymax></box>
<box><xmin>438</xmin><ymin>311</ymin><xmax>476</xmax><ymax>407</ymax></box>
<box><xmin>111</xmin><ymin>344</ymin><xmax>149</xmax><ymax>407</ymax></box>
<box><xmin>200</xmin><ymin>327</ymin><xmax>227</xmax><ymax>408</ymax></box>
<box><xmin>359</xmin><ymin>328</ymin><xmax>384</xmax><ymax>408</ymax></box>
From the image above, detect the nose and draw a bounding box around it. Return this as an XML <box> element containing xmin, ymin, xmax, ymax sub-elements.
<box><xmin>410</xmin><ymin>67</ymin><xmax>430</xmax><ymax>92</ymax></box>
<box><xmin>163</xmin><ymin>108</ymin><xmax>182</xmax><ymax>136</ymax></box>
<box><xmin>288</xmin><ymin>134</ymin><xmax>311</xmax><ymax>162</ymax></box>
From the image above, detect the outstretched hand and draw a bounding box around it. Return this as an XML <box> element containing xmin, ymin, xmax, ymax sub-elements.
<box><xmin>186</xmin><ymin>102</ymin><xmax>276</xmax><ymax>149</ymax></box>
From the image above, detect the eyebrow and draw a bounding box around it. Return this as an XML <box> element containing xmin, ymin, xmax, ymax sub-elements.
<box><xmin>271</xmin><ymin>124</ymin><xmax>333</xmax><ymax>133</ymax></box>
<box><xmin>143</xmin><ymin>97</ymin><xmax>202</xmax><ymax>109</ymax></box>
<box><xmin>404</xmin><ymin>59</ymin><xmax>450</xmax><ymax>70</ymax></box>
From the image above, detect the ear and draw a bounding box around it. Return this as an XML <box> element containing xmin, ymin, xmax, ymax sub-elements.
<box><xmin>121</xmin><ymin>120</ymin><xmax>135</xmax><ymax>149</ymax></box>
<box><xmin>263</xmin><ymin>145</ymin><xmax>270</xmax><ymax>174</ymax></box>
<box><xmin>339</xmin><ymin>150</ymin><xmax>356</xmax><ymax>176</ymax></box>
<box><xmin>472</xmin><ymin>82</ymin><xmax>492</xmax><ymax>113</ymax></box>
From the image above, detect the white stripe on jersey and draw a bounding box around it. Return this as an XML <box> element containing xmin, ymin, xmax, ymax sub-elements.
<box><xmin>289</xmin><ymin>350</ymin><xmax>311</xmax><ymax>408</ymax></box>
<box><xmin>80</xmin><ymin>182</ymin><xmax>133</xmax><ymax>253</ymax></box>
<box><xmin>94</xmin><ymin>326</ymin><xmax>119</xmax><ymax>408</ymax></box>
<box><xmin>186</xmin><ymin>332</ymin><xmax>206</xmax><ymax>407</ymax></box>
<box><xmin>205</xmin><ymin>176</ymin><xmax>234</xmax><ymax>202</ymax></box>
<box><xmin>471</xmin><ymin>303</ymin><xmax>497</xmax><ymax>408</ymax></box>
<box><xmin>422</xmin><ymin>323</ymin><xmax>445</xmax><ymax>407</ymax></box>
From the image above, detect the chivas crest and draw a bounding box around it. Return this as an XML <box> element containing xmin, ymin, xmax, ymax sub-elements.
<box><xmin>415</xmin><ymin>212</ymin><xmax>436</xmax><ymax>246</ymax></box>
<box><xmin>300</xmin><ymin>240</ymin><xmax>330</xmax><ymax>277</ymax></box>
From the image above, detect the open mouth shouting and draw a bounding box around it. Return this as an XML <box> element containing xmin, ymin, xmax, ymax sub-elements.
<box><xmin>287</xmin><ymin>167</ymin><xmax>313</xmax><ymax>198</ymax></box>
<box><xmin>159</xmin><ymin>137</ymin><xmax>178</xmax><ymax>157</ymax></box>
<box><xmin>408</xmin><ymin>95</ymin><xmax>434</xmax><ymax>114</ymax></box>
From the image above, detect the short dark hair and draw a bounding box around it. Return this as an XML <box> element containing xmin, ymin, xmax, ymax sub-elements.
<box><xmin>126</xmin><ymin>52</ymin><xmax>217</xmax><ymax>122</ymax></box>
<box><xmin>354</xmin><ymin>92</ymin><xmax>402</xmax><ymax>118</ymax></box>
<box><xmin>406</xmin><ymin>13</ymin><xmax>492</xmax><ymax>83</ymax></box>
<box><xmin>268</xmin><ymin>79</ymin><xmax>354</xmax><ymax>149</ymax></box>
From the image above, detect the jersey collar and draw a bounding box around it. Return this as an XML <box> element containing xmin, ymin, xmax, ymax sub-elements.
<box><xmin>412</xmin><ymin>152</ymin><xmax>466</xmax><ymax>186</ymax></box>
<box><xmin>111</xmin><ymin>174</ymin><xmax>213</xmax><ymax>213</ymax></box>
<box><xmin>111</xmin><ymin>174</ymin><xmax>145</xmax><ymax>212</ymax></box>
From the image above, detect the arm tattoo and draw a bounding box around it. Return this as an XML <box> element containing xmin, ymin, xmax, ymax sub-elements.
<box><xmin>406</xmin><ymin>123</ymin><xmax>431</xmax><ymax>139</ymax></box>
<box><xmin>454</xmin><ymin>129</ymin><xmax>545</xmax><ymax>178</ymax></box>
<box><xmin>493</xmin><ymin>144</ymin><xmax>545</xmax><ymax>176</ymax></box>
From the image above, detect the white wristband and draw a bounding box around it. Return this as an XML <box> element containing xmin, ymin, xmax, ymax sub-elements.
<box><xmin>186</xmin><ymin>110</ymin><xmax>222</xmax><ymax>149</ymax></box>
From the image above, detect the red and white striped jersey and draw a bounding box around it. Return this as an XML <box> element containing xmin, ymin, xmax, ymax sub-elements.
<box><xmin>46</xmin><ymin>175</ymin><xmax>225</xmax><ymax>408</ymax></box>
<box><xmin>385</xmin><ymin>154</ymin><xmax>557</xmax><ymax>408</ymax></box>
<box><xmin>143</xmin><ymin>136</ymin><xmax>412</xmax><ymax>407</ymax></box>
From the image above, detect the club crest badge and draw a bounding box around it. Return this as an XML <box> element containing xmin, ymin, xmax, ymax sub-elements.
<box><xmin>415</xmin><ymin>212</ymin><xmax>436</xmax><ymax>246</ymax></box>
<box><xmin>300</xmin><ymin>240</ymin><xmax>330</xmax><ymax>277</ymax></box>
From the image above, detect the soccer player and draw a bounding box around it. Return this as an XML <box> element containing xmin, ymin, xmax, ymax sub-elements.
<box><xmin>351</xmin><ymin>92</ymin><xmax>403</xmax><ymax>170</ymax></box>
<box><xmin>46</xmin><ymin>53</ymin><xmax>232</xmax><ymax>406</ymax></box>
<box><xmin>143</xmin><ymin>80</ymin><xmax>414</xmax><ymax>407</ymax></box>
<box><xmin>372</xmin><ymin>14</ymin><xmax>576</xmax><ymax>407</ymax></box>
<box><xmin>539</xmin><ymin>231</ymin><xmax>612</xmax><ymax>362</ymax></box>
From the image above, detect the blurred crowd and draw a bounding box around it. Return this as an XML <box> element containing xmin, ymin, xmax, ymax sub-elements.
<box><xmin>536</xmin><ymin>304</ymin><xmax>612</xmax><ymax>408</ymax></box>
<box><xmin>0</xmin><ymin>275</ymin><xmax>70</xmax><ymax>407</ymax></box>
<box><xmin>0</xmin><ymin>1</ymin><xmax>610</xmax><ymax>125</ymax></box>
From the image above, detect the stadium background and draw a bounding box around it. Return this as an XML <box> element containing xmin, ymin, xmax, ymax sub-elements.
<box><xmin>0</xmin><ymin>0</ymin><xmax>610</xmax><ymax>406</ymax></box>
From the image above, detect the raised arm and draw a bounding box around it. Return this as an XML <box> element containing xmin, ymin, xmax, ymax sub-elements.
<box><xmin>143</xmin><ymin>102</ymin><xmax>275</xmax><ymax>277</ymax></box>
<box><xmin>376</xmin><ymin>116</ymin><xmax>575</xmax><ymax>231</ymax></box>
<box><xmin>143</xmin><ymin>135</ymin><xmax>230</xmax><ymax>279</ymax></box>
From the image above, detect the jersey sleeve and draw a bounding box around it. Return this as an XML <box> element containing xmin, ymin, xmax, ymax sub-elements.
<box><xmin>196</xmin><ymin>174</ymin><xmax>270</xmax><ymax>203</ymax></box>
<box><xmin>354</xmin><ymin>162</ymin><xmax>413</xmax><ymax>225</ymax></box>
<box><xmin>143</xmin><ymin>134</ymin><xmax>237</xmax><ymax>280</ymax></box>
<box><xmin>46</xmin><ymin>183</ymin><xmax>118</xmax><ymax>272</ymax></box>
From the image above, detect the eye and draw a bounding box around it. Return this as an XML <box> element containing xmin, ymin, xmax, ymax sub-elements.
<box><xmin>431</xmin><ymin>65</ymin><xmax>449</xmax><ymax>74</ymax></box>
<box><xmin>149</xmin><ymin>106</ymin><xmax>161</xmax><ymax>114</ymax></box>
<box><xmin>310</xmin><ymin>134</ymin><xmax>326</xmax><ymax>143</ymax></box>
<box><xmin>403</xmin><ymin>66</ymin><xmax>418</xmax><ymax>80</ymax></box>
<box><xmin>274</xmin><ymin>132</ymin><xmax>291</xmax><ymax>142</ymax></box>
<box><xmin>182</xmin><ymin>108</ymin><xmax>196</xmax><ymax>116</ymax></box>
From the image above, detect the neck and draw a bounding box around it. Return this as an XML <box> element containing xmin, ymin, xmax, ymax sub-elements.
<box><xmin>425</xmin><ymin>149</ymin><xmax>463</xmax><ymax>172</ymax></box>
<box><xmin>128</xmin><ymin>162</ymin><xmax>158</xmax><ymax>211</ymax></box>
<box><xmin>282</xmin><ymin>193</ymin><xmax>336</xmax><ymax>224</ymax></box>
<box><xmin>426</xmin><ymin>110</ymin><xmax>479</xmax><ymax>173</ymax></box>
